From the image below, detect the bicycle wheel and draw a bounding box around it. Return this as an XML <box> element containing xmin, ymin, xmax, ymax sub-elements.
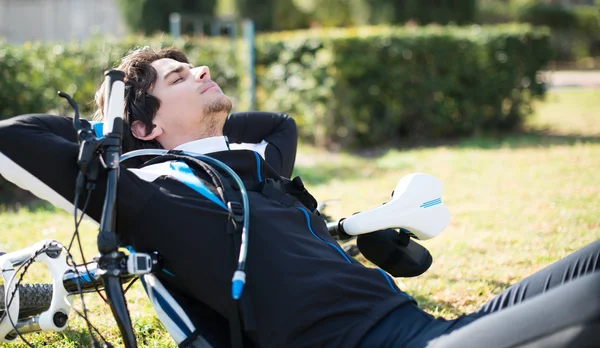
<box><xmin>0</xmin><ymin>284</ymin><xmax>53</xmax><ymax>319</ymax></box>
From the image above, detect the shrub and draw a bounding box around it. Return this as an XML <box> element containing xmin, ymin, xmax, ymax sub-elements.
<box><xmin>255</xmin><ymin>24</ymin><xmax>551</xmax><ymax>147</ymax></box>
<box><xmin>518</xmin><ymin>3</ymin><xmax>600</xmax><ymax>61</ymax></box>
<box><xmin>0</xmin><ymin>24</ymin><xmax>552</xmax><ymax>202</ymax></box>
<box><xmin>519</xmin><ymin>3</ymin><xmax>578</xmax><ymax>30</ymax></box>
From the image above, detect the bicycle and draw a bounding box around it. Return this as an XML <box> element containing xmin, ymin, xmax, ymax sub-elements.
<box><xmin>1</xmin><ymin>171</ymin><xmax>449</xmax><ymax>345</ymax></box>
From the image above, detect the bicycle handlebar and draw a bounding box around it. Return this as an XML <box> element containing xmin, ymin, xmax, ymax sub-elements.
<box><xmin>95</xmin><ymin>69</ymin><xmax>138</xmax><ymax>348</ymax></box>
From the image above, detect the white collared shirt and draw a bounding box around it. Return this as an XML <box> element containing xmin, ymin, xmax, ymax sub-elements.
<box><xmin>130</xmin><ymin>136</ymin><xmax>269</xmax><ymax>182</ymax></box>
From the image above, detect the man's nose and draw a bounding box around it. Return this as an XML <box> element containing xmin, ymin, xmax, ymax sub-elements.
<box><xmin>193</xmin><ymin>66</ymin><xmax>211</xmax><ymax>82</ymax></box>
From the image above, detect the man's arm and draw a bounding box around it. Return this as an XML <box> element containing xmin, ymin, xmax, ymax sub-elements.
<box><xmin>0</xmin><ymin>114</ymin><xmax>155</xmax><ymax>224</ymax></box>
<box><xmin>223</xmin><ymin>112</ymin><xmax>298</xmax><ymax>178</ymax></box>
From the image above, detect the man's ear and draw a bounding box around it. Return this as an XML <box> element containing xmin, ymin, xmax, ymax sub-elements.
<box><xmin>131</xmin><ymin>120</ymin><xmax>163</xmax><ymax>141</ymax></box>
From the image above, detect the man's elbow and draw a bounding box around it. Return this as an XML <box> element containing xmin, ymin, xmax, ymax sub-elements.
<box><xmin>281</xmin><ymin>113</ymin><xmax>298</xmax><ymax>139</ymax></box>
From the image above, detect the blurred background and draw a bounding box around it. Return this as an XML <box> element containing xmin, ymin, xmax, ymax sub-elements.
<box><xmin>0</xmin><ymin>0</ymin><xmax>598</xmax><ymax>168</ymax></box>
<box><xmin>0</xmin><ymin>1</ymin><xmax>599</xmax><ymax>347</ymax></box>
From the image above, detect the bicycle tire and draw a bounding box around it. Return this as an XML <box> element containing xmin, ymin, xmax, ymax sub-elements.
<box><xmin>0</xmin><ymin>284</ymin><xmax>53</xmax><ymax>319</ymax></box>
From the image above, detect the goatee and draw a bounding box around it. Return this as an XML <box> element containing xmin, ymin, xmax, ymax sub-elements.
<box><xmin>205</xmin><ymin>94</ymin><xmax>233</xmax><ymax>115</ymax></box>
<box><xmin>202</xmin><ymin>94</ymin><xmax>233</xmax><ymax>136</ymax></box>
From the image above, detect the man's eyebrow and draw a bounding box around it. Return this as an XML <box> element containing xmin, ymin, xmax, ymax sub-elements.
<box><xmin>163</xmin><ymin>64</ymin><xmax>194</xmax><ymax>81</ymax></box>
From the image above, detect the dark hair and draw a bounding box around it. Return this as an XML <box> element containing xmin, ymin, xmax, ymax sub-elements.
<box><xmin>93</xmin><ymin>47</ymin><xmax>190</xmax><ymax>153</ymax></box>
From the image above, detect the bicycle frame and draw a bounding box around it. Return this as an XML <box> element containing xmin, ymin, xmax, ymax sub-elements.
<box><xmin>0</xmin><ymin>239</ymin><xmax>141</xmax><ymax>343</ymax></box>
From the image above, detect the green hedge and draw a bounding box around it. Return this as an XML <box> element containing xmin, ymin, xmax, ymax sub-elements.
<box><xmin>0</xmin><ymin>25</ymin><xmax>553</xmax><ymax>147</ymax></box>
<box><xmin>255</xmin><ymin>24</ymin><xmax>551</xmax><ymax>147</ymax></box>
<box><xmin>0</xmin><ymin>35</ymin><xmax>241</xmax><ymax>120</ymax></box>
<box><xmin>1</xmin><ymin>24</ymin><xmax>551</xmax><ymax>147</ymax></box>
<box><xmin>0</xmin><ymin>24</ymin><xmax>551</xmax><ymax>203</ymax></box>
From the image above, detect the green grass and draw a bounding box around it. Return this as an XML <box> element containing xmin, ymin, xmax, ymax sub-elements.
<box><xmin>524</xmin><ymin>89</ymin><xmax>600</xmax><ymax>137</ymax></box>
<box><xmin>1</xmin><ymin>89</ymin><xmax>599</xmax><ymax>346</ymax></box>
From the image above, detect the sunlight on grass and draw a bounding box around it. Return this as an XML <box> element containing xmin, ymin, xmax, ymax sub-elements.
<box><xmin>1</xmin><ymin>89</ymin><xmax>599</xmax><ymax>346</ymax></box>
<box><xmin>296</xmin><ymin>89</ymin><xmax>600</xmax><ymax>318</ymax></box>
<box><xmin>526</xmin><ymin>89</ymin><xmax>600</xmax><ymax>136</ymax></box>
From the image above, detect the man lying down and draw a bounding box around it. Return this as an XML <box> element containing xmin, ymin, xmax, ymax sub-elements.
<box><xmin>0</xmin><ymin>47</ymin><xmax>598</xmax><ymax>348</ymax></box>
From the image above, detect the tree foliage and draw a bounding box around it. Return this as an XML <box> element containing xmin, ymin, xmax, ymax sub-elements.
<box><xmin>116</xmin><ymin>0</ymin><xmax>218</xmax><ymax>34</ymax></box>
<box><xmin>116</xmin><ymin>0</ymin><xmax>479</xmax><ymax>34</ymax></box>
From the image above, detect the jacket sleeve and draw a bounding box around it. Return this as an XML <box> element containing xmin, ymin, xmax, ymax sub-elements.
<box><xmin>0</xmin><ymin>114</ymin><xmax>155</xmax><ymax>225</ymax></box>
<box><xmin>223</xmin><ymin>112</ymin><xmax>298</xmax><ymax>178</ymax></box>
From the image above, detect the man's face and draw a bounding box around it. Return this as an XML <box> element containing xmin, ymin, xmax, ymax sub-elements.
<box><xmin>147</xmin><ymin>58</ymin><xmax>232</xmax><ymax>146</ymax></box>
